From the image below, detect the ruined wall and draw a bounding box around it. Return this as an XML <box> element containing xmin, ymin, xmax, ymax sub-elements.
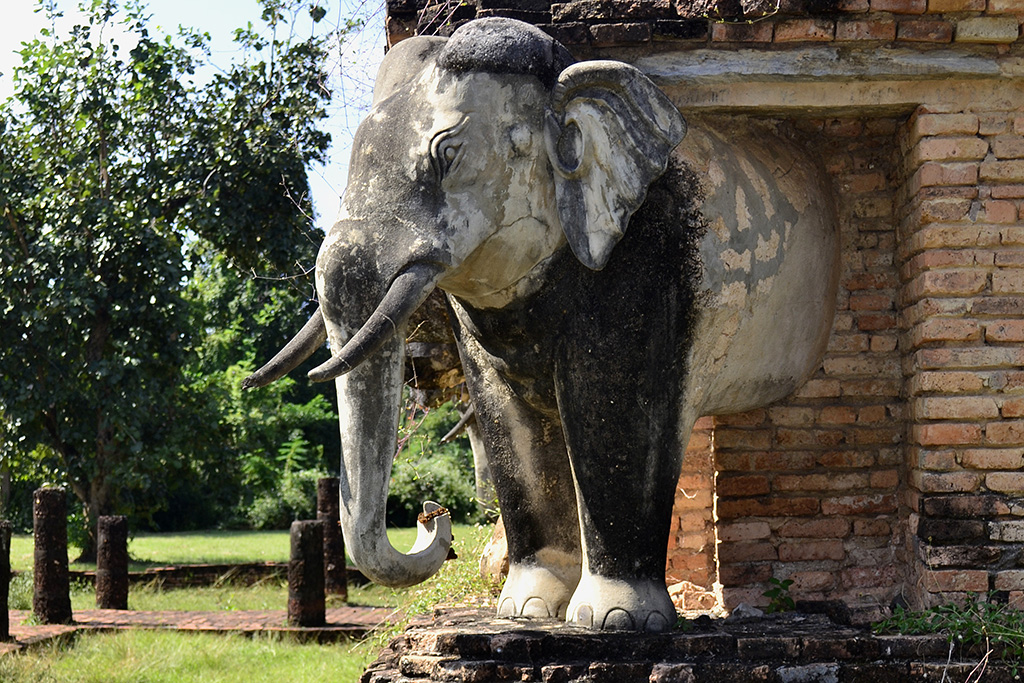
<box><xmin>385</xmin><ymin>0</ymin><xmax>1024</xmax><ymax>619</ymax></box>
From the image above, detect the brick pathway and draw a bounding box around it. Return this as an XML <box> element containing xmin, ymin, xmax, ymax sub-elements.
<box><xmin>3</xmin><ymin>606</ymin><xmax>393</xmax><ymax>654</ymax></box>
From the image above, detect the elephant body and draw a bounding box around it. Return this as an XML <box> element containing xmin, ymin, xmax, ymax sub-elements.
<box><xmin>246</xmin><ymin>18</ymin><xmax>838</xmax><ymax>632</ymax></box>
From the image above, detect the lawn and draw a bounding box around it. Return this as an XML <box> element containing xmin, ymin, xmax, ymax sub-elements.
<box><xmin>4</xmin><ymin>523</ymin><xmax>497</xmax><ymax>682</ymax></box>
<box><xmin>10</xmin><ymin>525</ymin><xmax>445</xmax><ymax>573</ymax></box>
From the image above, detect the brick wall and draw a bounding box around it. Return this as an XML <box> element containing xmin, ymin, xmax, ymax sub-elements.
<box><xmin>387</xmin><ymin>0</ymin><xmax>1023</xmax><ymax>50</ymax></box>
<box><xmin>708</xmin><ymin>117</ymin><xmax>906</xmax><ymax>616</ymax></box>
<box><xmin>898</xmin><ymin>107</ymin><xmax>1024</xmax><ymax>608</ymax></box>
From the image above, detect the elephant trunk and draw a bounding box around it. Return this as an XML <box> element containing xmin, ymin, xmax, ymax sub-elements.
<box><xmin>335</xmin><ymin>330</ymin><xmax>453</xmax><ymax>587</ymax></box>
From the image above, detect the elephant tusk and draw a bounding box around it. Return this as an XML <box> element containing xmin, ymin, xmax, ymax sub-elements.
<box><xmin>309</xmin><ymin>262</ymin><xmax>445</xmax><ymax>383</ymax></box>
<box><xmin>242</xmin><ymin>310</ymin><xmax>327</xmax><ymax>389</ymax></box>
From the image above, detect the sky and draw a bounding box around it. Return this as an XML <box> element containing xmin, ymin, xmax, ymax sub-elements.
<box><xmin>0</xmin><ymin>0</ymin><xmax>387</xmax><ymax>232</ymax></box>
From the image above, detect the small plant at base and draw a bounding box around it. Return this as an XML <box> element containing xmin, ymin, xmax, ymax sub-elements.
<box><xmin>874</xmin><ymin>594</ymin><xmax>1024</xmax><ymax>677</ymax></box>
<box><xmin>762</xmin><ymin>577</ymin><xmax>795</xmax><ymax>614</ymax></box>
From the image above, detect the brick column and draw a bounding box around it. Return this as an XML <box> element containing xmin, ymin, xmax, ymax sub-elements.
<box><xmin>897</xmin><ymin>107</ymin><xmax>1024</xmax><ymax>608</ymax></box>
<box><xmin>665</xmin><ymin>417</ymin><xmax>719</xmax><ymax>611</ymax></box>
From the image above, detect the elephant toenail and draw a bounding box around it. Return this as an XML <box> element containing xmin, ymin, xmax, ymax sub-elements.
<box><xmin>572</xmin><ymin>604</ymin><xmax>593</xmax><ymax>627</ymax></box>
<box><xmin>644</xmin><ymin>611</ymin><xmax>670</xmax><ymax>633</ymax></box>
<box><xmin>601</xmin><ymin>608</ymin><xmax>635</xmax><ymax>630</ymax></box>
<box><xmin>522</xmin><ymin>597</ymin><xmax>552</xmax><ymax>617</ymax></box>
<box><xmin>498</xmin><ymin>597</ymin><xmax>517</xmax><ymax>616</ymax></box>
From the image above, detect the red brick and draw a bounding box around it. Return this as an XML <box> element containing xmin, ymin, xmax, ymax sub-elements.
<box><xmin>794</xmin><ymin>379</ymin><xmax>842</xmax><ymax>399</ymax></box>
<box><xmin>913</xmin><ymin>423</ymin><xmax>982</xmax><ymax>445</ymax></box>
<box><xmin>779</xmin><ymin>540</ymin><xmax>845</xmax><ymax>562</ymax></box>
<box><xmin>857</xmin><ymin>313</ymin><xmax>897</xmax><ymax>331</ymax></box>
<box><xmin>982</xmin><ymin>200</ymin><xmax>1019</xmax><ymax>224</ymax></box>
<box><xmin>718</xmin><ymin>522</ymin><xmax>771</xmax><ymax>542</ymax></box>
<box><xmin>589</xmin><ymin>22</ymin><xmax>652</xmax><ymax>46</ymax></box>
<box><xmin>774</xmin><ymin>18</ymin><xmax>835</xmax><ymax>41</ymax></box>
<box><xmin>846</xmin><ymin>272</ymin><xmax>898</xmax><ymax>290</ymax></box>
<box><xmin>837</xmin><ymin>0</ymin><xmax>870</xmax><ymax>8</ymax></box>
<box><xmin>911</xmin><ymin>318</ymin><xmax>982</xmax><ymax>345</ymax></box>
<box><xmin>842</xmin><ymin>565</ymin><xmax>901</xmax><ymax>589</ymax></box>
<box><xmin>819</xmin><ymin>405</ymin><xmax>858</xmax><ymax>424</ymax></box>
<box><xmin>828</xmin><ymin>334</ymin><xmax>870</xmax><ymax>353</ymax></box>
<box><xmin>987</xmin><ymin>472</ymin><xmax>1024</xmax><ymax>493</ymax></box>
<box><xmin>991</xmin><ymin>185</ymin><xmax>1024</xmax><ymax>199</ymax></box>
<box><xmin>842</xmin><ymin>378</ymin><xmax>901</xmax><ymax>397</ymax></box>
<box><xmin>849</xmin><ymin>293</ymin><xmax>892</xmax><ymax>310</ymax></box>
<box><xmin>914</xmin><ymin>137</ymin><xmax>990</xmax><ymax>163</ymax></box>
<box><xmin>714</xmin><ymin>410</ymin><xmax>767</xmax><ymax>427</ymax></box>
<box><xmin>995</xmin><ymin>571</ymin><xmax>1024</xmax><ymax>592</ymax></box>
<box><xmin>768</xmin><ymin>406</ymin><xmax>816</xmax><ymax>426</ymax></box>
<box><xmin>854</xmin><ymin>519</ymin><xmax>891</xmax><ymax>536</ymax></box>
<box><xmin>711</xmin><ymin>22</ymin><xmax>773</xmax><ymax>42</ymax></box>
<box><xmin>986</xmin><ymin>420</ymin><xmax>1024</xmax><ymax>445</ymax></box>
<box><xmin>1003</xmin><ymin>398</ymin><xmax>1024</xmax><ymax>418</ymax></box>
<box><xmin>790</xmin><ymin>571</ymin><xmax>837</xmax><ymax>593</ymax></box>
<box><xmin>916</xmin><ymin>347</ymin><xmax>1024</xmax><ymax>370</ymax></box>
<box><xmin>926</xmin><ymin>0</ymin><xmax>984</xmax><ymax>9</ymax></box>
<box><xmin>913</xmin><ymin>113</ymin><xmax>980</xmax><ymax>138</ymax></box>
<box><xmin>872</xmin><ymin>0</ymin><xmax>926</xmax><ymax>11</ymax></box>
<box><xmin>993</xmin><ymin>269</ymin><xmax>1024</xmax><ymax>293</ymax></box>
<box><xmin>821</xmin><ymin>494</ymin><xmax>898</xmax><ymax>515</ymax></box>
<box><xmin>823</xmin><ymin>356</ymin><xmax>900</xmax><ymax>376</ymax></box>
<box><xmin>778</xmin><ymin>518</ymin><xmax>851</xmax><ymax>538</ymax></box>
<box><xmin>871</xmin><ymin>469</ymin><xmax>901</xmax><ymax>488</ymax></box>
<box><xmin>917</xmin><ymin>396</ymin><xmax>1000</xmax><ymax>420</ymax></box>
<box><xmin>915</xmin><ymin>448</ymin><xmax>957</xmax><ymax>470</ymax></box>
<box><xmin>911</xmin><ymin>162</ymin><xmax>979</xmax><ymax>189</ymax></box>
<box><xmin>897</xmin><ymin>19</ymin><xmax>953</xmax><ymax>42</ymax></box>
<box><xmin>869</xmin><ymin>335</ymin><xmax>898</xmax><ymax>353</ymax></box>
<box><xmin>835</xmin><ymin>18</ymin><xmax>897</xmax><ymax>40</ymax></box>
<box><xmin>717</xmin><ymin>474</ymin><xmax>771</xmax><ymax>497</ymax></box>
<box><xmin>991</xmin><ymin>136</ymin><xmax>1024</xmax><ymax>160</ymax></box>
<box><xmin>981</xmin><ymin>160</ymin><xmax>1024</xmax><ymax>183</ymax></box>
<box><xmin>718</xmin><ymin>563</ymin><xmax>772</xmax><ymax>586</ymax></box>
<box><xmin>716</xmin><ymin>429</ymin><xmax>772</xmax><ymax>451</ymax></box>
<box><xmin>913</xmin><ymin>270</ymin><xmax>988</xmax><ymax>297</ymax></box>
<box><xmin>775</xmin><ymin>472</ymin><xmax>870</xmax><ymax>492</ymax></box>
<box><xmin>962</xmin><ymin>448</ymin><xmax>1024</xmax><ymax>469</ymax></box>
<box><xmin>817</xmin><ymin>451</ymin><xmax>875</xmax><ymax>468</ymax></box>
<box><xmin>776</xmin><ymin>428</ymin><xmax>845</xmax><ymax>448</ymax></box>
<box><xmin>718</xmin><ymin>541</ymin><xmax>777</xmax><ymax>563</ymax></box>
<box><xmin>717</xmin><ymin>497</ymin><xmax>820</xmax><ymax>519</ymax></box>
<box><xmin>986</xmin><ymin>320</ymin><xmax>1024</xmax><ymax>343</ymax></box>
<box><xmin>919</xmin><ymin>570</ymin><xmax>988</xmax><ymax>593</ymax></box>
<box><xmin>913</xmin><ymin>470</ymin><xmax>983</xmax><ymax>492</ymax></box>
<box><xmin>1016</xmin><ymin>115</ymin><xmax>1024</xmax><ymax>135</ymax></box>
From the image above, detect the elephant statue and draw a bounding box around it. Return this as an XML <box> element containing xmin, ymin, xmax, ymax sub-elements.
<box><xmin>244</xmin><ymin>17</ymin><xmax>838</xmax><ymax>632</ymax></box>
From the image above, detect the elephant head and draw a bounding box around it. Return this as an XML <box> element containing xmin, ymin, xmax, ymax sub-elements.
<box><xmin>244</xmin><ymin>18</ymin><xmax>685</xmax><ymax>588</ymax></box>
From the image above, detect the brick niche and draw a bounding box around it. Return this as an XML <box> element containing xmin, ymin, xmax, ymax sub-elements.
<box><xmin>384</xmin><ymin>0</ymin><xmax>1024</xmax><ymax>621</ymax></box>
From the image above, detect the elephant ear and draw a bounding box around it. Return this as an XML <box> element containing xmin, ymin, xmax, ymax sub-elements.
<box><xmin>544</xmin><ymin>61</ymin><xmax>686</xmax><ymax>270</ymax></box>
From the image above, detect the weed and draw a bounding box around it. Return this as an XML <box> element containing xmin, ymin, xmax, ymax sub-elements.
<box><xmin>9</xmin><ymin>571</ymin><xmax>32</xmax><ymax>610</ymax></box>
<box><xmin>874</xmin><ymin>594</ymin><xmax>1024</xmax><ymax>677</ymax></box>
<box><xmin>762</xmin><ymin>577</ymin><xmax>795</xmax><ymax>614</ymax></box>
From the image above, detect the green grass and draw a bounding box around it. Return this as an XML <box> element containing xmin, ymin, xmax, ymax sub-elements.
<box><xmin>0</xmin><ymin>630</ymin><xmax>377</xmax><ymax>682</ymax></box>
<box><xmin>10</xmin><ymin>526</ymin><xmax>465</xmax><ymax>573</ymax></box>
<box><xmin>3</xmin><ymin>523</ymin><xmax>498</xmax><ymax>683</ymax></box>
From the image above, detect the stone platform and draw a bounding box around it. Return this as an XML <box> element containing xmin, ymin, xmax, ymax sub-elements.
<box><xmin>361</xmin><ymin>608</ymin><xmax>1017</xmax><ymax>682</ymax></box>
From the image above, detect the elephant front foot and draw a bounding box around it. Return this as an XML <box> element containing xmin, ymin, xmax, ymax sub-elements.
<box><xmin>566</xmin><ymin>575</ymin><xmax>677</xmax><ymax>632</ymax></box>
<box><xmin>497</xmin><ymin>562</ymin><xmax>579</xmax><ymax>619</ymax></box>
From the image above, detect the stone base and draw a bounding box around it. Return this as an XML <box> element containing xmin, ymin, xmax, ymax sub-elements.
<box><xmin>362</xmin><ymin>607</ymin><xmax>1018</xmax><ymax>682</ymax></box>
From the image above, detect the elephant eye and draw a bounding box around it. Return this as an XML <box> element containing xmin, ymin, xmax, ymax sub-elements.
<box><xmin>432</xmin><ymin>140</ymin><xmax>462</xmax><ymax>181</ymax></box>
<box><xmin>430</xmin><ymin>123</ymin><xmax>467</xmax><ymax>182</ymax></box>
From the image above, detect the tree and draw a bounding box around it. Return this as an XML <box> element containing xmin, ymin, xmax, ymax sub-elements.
<box><xmin>0</xmin><ymin>0</ymin><xmax>336</xmax><ymax>555</ymax></box>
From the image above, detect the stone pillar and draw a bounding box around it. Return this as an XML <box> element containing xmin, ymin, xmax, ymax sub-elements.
<box><xmin>1</xmin><ymin>520</ymin><xmax>12</xmax><ymax>642</ymax></box>
<box><xmin>288</xmin><ymin>520</ymin><xmax>325</xmax><ymax>627</ymax></box>
<box><xmin>96</xmin><ymin>515</ymin><xmax>129</xmax><ymax>609</ymax></box>
<box><xmin>317</xmin><ymin>477</ymin><xmax>347</xmax><ymax>600</ymax></box>
<box><xmin>32</xmin><ymin>487</ymin><xmax>72</xmax><ymax>625</ymax></box>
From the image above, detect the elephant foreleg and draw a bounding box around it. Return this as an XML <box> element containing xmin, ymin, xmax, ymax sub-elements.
<box><xmin>455</xmin><ymin>333</ymin><xmax>582</xmax><ymax>619</ymax></box>
<box><xmin>554</xmin><ymin>351</ymin><xmax>692</xmax><ymax>632</ymax></box>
